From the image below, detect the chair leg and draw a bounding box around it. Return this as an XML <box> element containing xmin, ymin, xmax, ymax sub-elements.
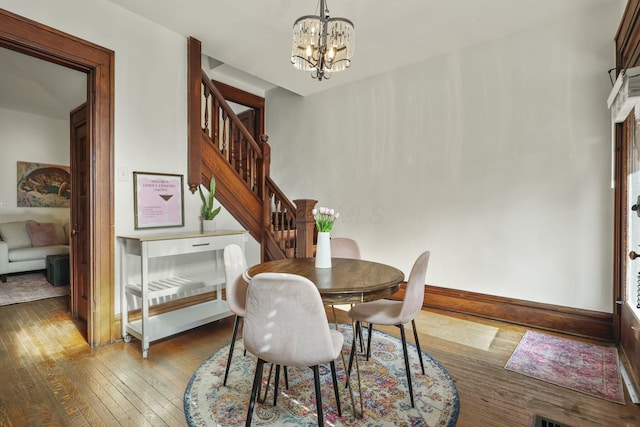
<box><xmin>284</xmin><ymin>366</ymin><xmax>289</xmax><ymax>389</ymax></box>
<box><xmin>223</xmin><ymin>315</ymin><xmax>242</xmax><ymax>386</ymax></box>
<box><xmin>246</xmin><ymin>358</ymin><xmax>265</xmax><ymax>427</ymax></box>
<box><xmin>357</xmin><ymin>321</ymin><xmax>364</xmax><ymax>352</ymax></box>
<box><xmin>330</xmin><ymin>361</ymin><xmax>342</xmax><ymax>416</ymax></box>
<box><xmin>346</xmin><ymin>321</ymin><xmax>359</xmax><ymax>385</ymax></box>
<box><xmin>257</xmin><ymin>363</ymin><xmax>274</xmax><ymax>404</ymax></box>
<box><xmin>366</xmin><ymin>323</ymin><xmax>374</xmax><ymax>360</ymax></box>
<box><xmin>311</xmin><ymin>365</ymin><xmax>324</xmax><ymax>426</ymax></box>
<box><xmin>411</xmin><ymin>319</ymin><xmax>425</xmax><ymax>375</ymax></box>
<box><xmin>399</xmin><ymin>324</ymin><xmax>415</xmax><ymax>408</ymax></box>
<box><xmin>273</xmin><ymin>365</ymin><xmax>281</xmax><ymax>406</ymax></box>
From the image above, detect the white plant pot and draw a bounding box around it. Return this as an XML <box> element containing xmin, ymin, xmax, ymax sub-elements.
<box><xmin>202</xmin><ymin>218</ymin><xmax>217</xmax><ymax>233</ymax></box>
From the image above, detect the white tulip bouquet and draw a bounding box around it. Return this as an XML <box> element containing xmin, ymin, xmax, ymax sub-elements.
<box><xmin>312</xmin><ymin>206</ymin><xmax>339</xmax><ymax>232</ymax></box>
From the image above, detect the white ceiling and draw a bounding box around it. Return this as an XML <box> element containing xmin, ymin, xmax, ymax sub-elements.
<box><xmin>0</xmin><ymin>47</ymin><xmax>86</xmax><ymax>119</ymax></box>
<box><xmin>0</xmin><ymin>0</ymin><xmax>621</xmax><ymax>120</ymax></box>
<box><xmin>110</xmin><ymin>0</ymin><xmax>620</xmax><ymax>97</ymax></box>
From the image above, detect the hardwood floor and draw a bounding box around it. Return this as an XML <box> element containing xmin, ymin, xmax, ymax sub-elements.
<box><xmin>1</xmin><ymin>297</ymin><xmax>638</xmax><ymax>426</ymax></box>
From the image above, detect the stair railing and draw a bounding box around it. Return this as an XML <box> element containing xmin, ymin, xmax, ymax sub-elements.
<box><xmin>200</xmin><ymin>70</ymin><xmax>263</xmax><ymax>198</ymax></box>
<box><xmin>188</xmin><ymin>37</ymin><xmax>316</xmax><ymax>260</ymax></box>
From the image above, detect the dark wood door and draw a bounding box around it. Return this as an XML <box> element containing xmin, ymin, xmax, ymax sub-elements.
<box><xmin>238</xmin><ymin>109</ymin><xmax>256</xmax><ymax>139</ymax></box>
<box><xmin>235</xmin><ymin>109</ymin><xmax>256</xmax><ymax>170</ymax></box>
<box><xmin>70</xmin><ymin>103</ymin><xmax>89</xmax><ymax>321</ymax></box>
<box><xmin>614</xmin><ymin>0</ymin><xmax>640</xmax><ymax>394</ymax></box>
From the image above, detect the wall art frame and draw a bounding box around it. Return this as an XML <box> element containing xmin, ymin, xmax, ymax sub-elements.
<box><xmin>133</xmin><ymin>172</ymin><xmax>184</xmax><ymax>229</ymax></box>
<box><xmin>17</xmin><ymin>161</ymin><xmax>71</xmax><ymax>208</ymax></box>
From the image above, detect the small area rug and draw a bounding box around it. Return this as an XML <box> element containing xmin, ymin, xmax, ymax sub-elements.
<box><xmin>184</xmin><ymin>325</ymin><xmax>459</xmax><ymax>426</ymax></box>
<box><xmin>0</xmin><ymin>272</ymin><xmax>69</xmax><ymax>306</ymax></box>
<box><xmin>421</xmin><ymin>312</ymin><xmax>499</xmax><ymax>351</ymax></box>
<box><xmin>332</xmin><ymin>306</ymin><xmax>498</xmax><ymax>351</ymax></box>
<box><xmin>505</xmin><ymin>330</ymin><xmax>625</xmax><ymax>404</ymax></box>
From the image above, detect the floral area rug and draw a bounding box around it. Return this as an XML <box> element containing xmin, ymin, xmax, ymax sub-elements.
<box><xmin>0</xmin><ymin>272</ymin><xmax>69</xmax><ymax>306</ymax></box>
<box><xmin>184</xmin><ymin>325</ymin><xmax>459</xmax><ymax>426</ymax></box>
<box><xmin>505</xmin><ymin>330</ymin><xmax>625</xmax><ymax>404</ymax></box>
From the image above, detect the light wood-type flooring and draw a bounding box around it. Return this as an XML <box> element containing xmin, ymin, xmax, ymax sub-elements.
<box><xmin>1</xmin><ymin>296</ymin><xmax>639</xmax><ymax>426</ymax></box>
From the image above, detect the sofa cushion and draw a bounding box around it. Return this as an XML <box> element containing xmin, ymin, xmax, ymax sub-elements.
<box><xmin>25</xmin><ymin>221</ymin><xmax>65</xmax><ymax>247</ymax></box>
<box><xmin>0</xmin><ymin>221</ymin><xmax>32</xmax><ymax>250</ymax></box>
<box><xmin>9</xmin><ymin>245</ymin><xmax>69</xmax><ymax>262</ymax></box>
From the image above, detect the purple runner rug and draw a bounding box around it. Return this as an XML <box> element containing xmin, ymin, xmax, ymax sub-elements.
<box><xmin>505</xmin><ymin>330</ymin><xmax>624</xmax><ymax>404</ymax></box>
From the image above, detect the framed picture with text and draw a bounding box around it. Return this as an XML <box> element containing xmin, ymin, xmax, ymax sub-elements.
<box><xmin>133</xmin><ymin>172</ymin><xmax>184</xmax><ymax>229</ymax></box>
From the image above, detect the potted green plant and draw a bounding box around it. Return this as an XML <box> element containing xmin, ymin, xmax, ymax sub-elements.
<box><xmin>199</xmin><ymin>175</ymin><xmax>221</xmax><ymax>232</ymax></box>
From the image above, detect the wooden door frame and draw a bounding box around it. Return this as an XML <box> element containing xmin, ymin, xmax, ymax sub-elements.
<box><xmin>212</xmin><ymin>80</ymin><xmax>265</xmax><ymax>136</ymax></box>
<box><xmin>613</xmin><ymin>0</ymin><xmax>640</xmax><ymax>392</ymax></box>
<box><xmin>614</xmin><ymin>0</ymin><xmax>639</xmax><ymax>338</ymax></box>
<box><xmin>0</xmin><ymin>9</ymin><xmax>115</xmax><ymax>347</ymax></box>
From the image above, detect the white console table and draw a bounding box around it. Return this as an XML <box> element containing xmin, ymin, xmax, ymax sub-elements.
<box><xmin>117</xmin><ymin>230</ymin><xmax>246</xmax><ymax>358</ymax></box>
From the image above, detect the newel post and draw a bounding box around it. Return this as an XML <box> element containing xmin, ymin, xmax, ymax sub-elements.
<box><xmin>259</xmin><ymin>134</ymin><xmax>271</xmax><ymax>223</ymax></box>
<box><xmin>259</xmin><ymin>134</ymin><xmax>270</xmax><ymax>198</ymax></box>
<box><xmin>187</xmin><ymin>37</ymin><xmax>202</xmax><ymax>193</ymax></box>
<box><xmin>293</xmin><ymin>199</ymin><xmax>317</xmax><ymax>258</ymax></box>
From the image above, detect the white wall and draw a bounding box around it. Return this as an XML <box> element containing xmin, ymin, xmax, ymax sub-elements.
<box><xmin>0</xmin><ymin>0</ymin><xmax>261</xmax><ymax>311</ymax></box>
<box><xmin>0</xmin><ymin>107</ymin><xmax>70</xmax><ymax>223</ymax></box>
<box><xmin>0</xmin><ymin>0</ymin><xmax>620</xmax><ymax>314</ymax></box>
<box><xmin>266</xmin><ymin>3</ymin><xmax>620</xmax><ymax>313</ymax></box>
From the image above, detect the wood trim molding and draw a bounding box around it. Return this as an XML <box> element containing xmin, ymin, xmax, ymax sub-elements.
<box><xmin>187</xmin><ymin>37</ymin><xmax>202</xmax><ymax>193</ymax></box>
<box><xmin>616</xmin><ymin>0</ymin><xmax>640</xmax><ymax>68</ymax></box>
<box><xmin>391</xmin><ymin>284</ymin><xmax>614</xmax><ymax>342</ymax></box>
<box><xmin>212</xmin><ymin>79</ymin><xmax>265</xmax><ymax>135</ymax></box>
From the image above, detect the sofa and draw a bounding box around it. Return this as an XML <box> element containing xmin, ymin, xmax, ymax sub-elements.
<box><xmin>0</xmin><ymin>220</ymin><xmax>70</xmax><ymax>282</ymax></box>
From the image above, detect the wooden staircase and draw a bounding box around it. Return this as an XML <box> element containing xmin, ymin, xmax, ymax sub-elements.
<box><xmin>186</xmin><ymin>37</ymin><xmax>316</xmax><ymax>261</ymax></box>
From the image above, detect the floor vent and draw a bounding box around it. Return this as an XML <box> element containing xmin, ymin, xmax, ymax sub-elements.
<box><xmin>533</xmin><ymin>415</ymin><xmax>571</xmax><ymax>427</ymax></box>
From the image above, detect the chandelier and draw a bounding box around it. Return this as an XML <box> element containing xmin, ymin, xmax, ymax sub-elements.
<box><xmin>291</xmin><ymin>0</ymin><xmax>355</xmax><ymax>81</ymax></box>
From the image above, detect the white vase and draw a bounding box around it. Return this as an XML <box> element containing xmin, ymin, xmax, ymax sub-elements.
<box><xmin>202</xmin><ymin>218</ymin><xmax>217</xmax><ymax>233</ymax></box>
<box><xmin>315</xmin><ymin>231</ymin><xmax>332</xmax><ymax>268</ymax></box>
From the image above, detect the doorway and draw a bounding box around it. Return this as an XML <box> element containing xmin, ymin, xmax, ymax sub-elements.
<box><xmin>0</xmin><ymin>9</ymin><xmax>115</xmax><ymax>347</ymax></box>
<box><xmin>0</xmin><ymin>46</ymin><xmax>83</xmax><ymax>310</ymax></box>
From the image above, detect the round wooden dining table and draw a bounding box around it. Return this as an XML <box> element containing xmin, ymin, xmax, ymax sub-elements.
<box><xmin>245</xmin><ymin>257</ymin><xmax>405</xmax><ymax>305</ymax></box>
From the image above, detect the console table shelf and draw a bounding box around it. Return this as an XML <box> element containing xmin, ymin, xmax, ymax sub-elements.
<box><xmin>123</xmin><ymin>299</ymin><xmax>231</xmax><ymax>347</ymax></box>
<box><xmin>124</xmin><ymin>276</ymin><xmax>214</xmax><ymax>299</ymax></box>
<box><xmin>117</xmin><ymin>230</ymin><xmax>246</xmax><ymax>358</ymax></box>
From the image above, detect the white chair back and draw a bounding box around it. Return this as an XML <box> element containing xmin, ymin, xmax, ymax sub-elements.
<box><xmin>244</xmin><ymin>272</ymin><xmax>343</xmax><ymax>367</ymax></box>
<box><xmin>223</xmin><ymin>244</ymin><xmax>248</xmax><ymax>317</ymax></box>
<box><xmin>398</xmin><ymin>251</ymin><xmax>430</xmax><ymax>324</ymax></box>
<box><xmin>330</xmin><ymin>237</ymin><xmax>361</xmax><ymax>259</ymax></box>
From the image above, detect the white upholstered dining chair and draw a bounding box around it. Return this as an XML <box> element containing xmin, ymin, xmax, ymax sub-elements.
<box><xmin>347</xmin><ymin>250</ymin><xmax>430</xmax><ymax>408</ymax></box>
<box><xmin>330</xmin><ymin>237</ymin><xmax>361</xmax><ymax>259</ymax></box>
<box><xmin>243</xmin><ymin>272</ymin><xmax>344</xmax><ymax>427</ymax></box>
<box><xmin>329</xmin><ymin>237</ymin><xmax>365</xmax><ymax>350</ymax></box>
<box><xmin>222</xmin><ymin>243</ymin><xmax>249</xmax><ymax>386</ymax></box>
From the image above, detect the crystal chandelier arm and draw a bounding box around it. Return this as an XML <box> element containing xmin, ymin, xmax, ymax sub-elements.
<box><xmin>291</xmin><ymin>54</ymin><xmax>318</xmax><ymax>68</ymax></box>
